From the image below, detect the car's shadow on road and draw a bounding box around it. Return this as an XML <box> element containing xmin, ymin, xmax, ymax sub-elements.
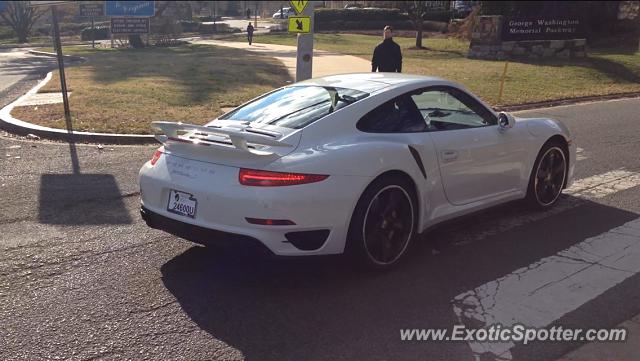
<box><xmin>161</xmin><ymin>198</ymin><xmax>639</xmax><ymax>361</ymax></box>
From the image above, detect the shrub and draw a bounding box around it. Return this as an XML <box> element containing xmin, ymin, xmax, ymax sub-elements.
<box><xmin>198</xmin><ymin>23</ymin><xmax>239</xmax><ymax>34</ymax></box>
<box><xmin>151</xmin><ymin>18</ymin><xmax>183</xmax><ymax>37</ymax></box>
<box><xmin>316</xmin><ymin>20</ymin><xmax>414</xmax><ymax>31</ymax></box>
<box><xmin>81</xmin><ymin>26</ymin><xmax>110</xmax><ymax>41</ymax></box>
<box><xmin>195</xmin><ymin>15</ymin><xmax>222</xmax><ymax>22</ymax></box>
<box><xmin>314</xmin><ymin>8</ymin><xmax>451</xmax><ymax>31</ymax></box>
<box><xmin>315</xmin><ymin>8</ymin><xmax>407</xmax><ymax>22</ymax></box>
<box><xmin>178</xmin><ymin>20</ymin><xmax>200</xmax><ymax>33</ymax></box>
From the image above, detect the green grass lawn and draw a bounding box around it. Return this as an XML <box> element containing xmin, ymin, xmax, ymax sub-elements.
<box><xmin>12</xmin><ymin>34</ymin><xmax>639</xmax><ymax>134</ymax></box>
<box><xmin>12</xmin><ymin>44</ymin><xmax>291</xmax><ymax>134</ymax></box>
<box><xmin>229</xmin><ymin>33</ymin><xmax>640</xmax><ymax>105</ymax></box>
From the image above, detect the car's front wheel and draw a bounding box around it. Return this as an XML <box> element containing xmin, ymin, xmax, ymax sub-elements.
<box><xmin>526</xmin><ymin>140</ymin><xmax>568</xmax><ymax>209</ymax></box>
<box><xmin>346</xmin><ymin>175</ymin><xmax>417</xmax><ymax>270</ymax></box>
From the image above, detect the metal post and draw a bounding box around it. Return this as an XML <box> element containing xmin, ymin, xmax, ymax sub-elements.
<box><xmin>91</xmin><ymin>17</ymin><xmax>95</xmax><ymax>49</ymax></box>
<box><xmin>52</xmin><ymin>5</ymin><xmax>80</xmax><ymax>174</ymax></box>
<box><xmin>498</xmin><ymin>61</ymin><xmax>509</xmax><ymax>104</ymax></box>
<box><xmin>295</xmin><ymin>2</ymin><xmax>315</xmax><ymax>82</ymax></box>
<box><xmin>51</xmin><ymin>6</ymin><xmax>71</xmax><ymax>123</ymax></box>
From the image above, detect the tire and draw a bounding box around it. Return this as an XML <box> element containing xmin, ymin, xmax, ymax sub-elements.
<box><xmin>346</xmin><ymin>175</ymin><xmax>418</xmax><ymax>270</ymax></box>
<box><xmin>525</xmin><ymin>140</ymin><xmax>568</xmax><ymax>209</ymax></box>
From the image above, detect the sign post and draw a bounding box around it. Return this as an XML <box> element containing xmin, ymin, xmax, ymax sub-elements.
<box><xmin>79</xmin><ymin>3</ymin><xmax>105</xmax><ymax>49</ymax></box>
<box><xmin>289</xmin><ymin>0</ymin><xmax>313</xmax><ymax>82</ymax></box>
<box><xmin>50</xmin><ymin>5</ymin><xmax>71</xmax><ymax>127</ymax></box>
<box><xmin>28</xmin><ymin>1</ymin><xmax>77</xmax><ymax>172</ymax></box>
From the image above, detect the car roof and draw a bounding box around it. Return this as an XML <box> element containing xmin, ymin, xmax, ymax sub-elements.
<box><xmin>295</xmin><ymin>73</ymin><xmax>451</xmax><ymax>94</ymax></box>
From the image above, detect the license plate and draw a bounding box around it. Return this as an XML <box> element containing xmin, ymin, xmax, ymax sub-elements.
<box><xmin>167</xmin><ymin>189</ymin><xmax>197</xmax><ymax>218</ymax></box>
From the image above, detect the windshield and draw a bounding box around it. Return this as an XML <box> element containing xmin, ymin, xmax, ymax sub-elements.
<box><xmin>219</xmin><ymin>86</ymin><xmax>369</xmax><ymax>129</ymax></box>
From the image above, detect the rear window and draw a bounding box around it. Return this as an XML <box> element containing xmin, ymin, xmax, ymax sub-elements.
<box><xmin>219</xmin><ymin>86</ymin><xmax>369</xmax><ymax>129</ymax></box>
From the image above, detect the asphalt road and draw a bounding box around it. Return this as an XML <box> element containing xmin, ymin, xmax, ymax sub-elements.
<box><xmin>1</xmin><ymin>74</ymin><xmax>639</xmax><ymax>359</ymax></box>
<box><xmin>0</xmin><ymin>49</ymin><xmax>58</xmax><ymax>97</ymax></box>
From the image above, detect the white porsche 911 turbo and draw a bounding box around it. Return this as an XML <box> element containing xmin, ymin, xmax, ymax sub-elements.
<box><xmin>139</xmin><ymin>73</ymin><xmax>576</xmax><ymax>269</ymax></box>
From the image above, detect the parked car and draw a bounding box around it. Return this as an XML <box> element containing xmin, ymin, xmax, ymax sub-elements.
<box><xmin>272</xmin><ymin>7</ymin><xmax>294</xmax><ymax>19</ymax></box>
<box><xmin>139</xmin><ymin>73</ymin><xmax>575</xmax><ymax>270</ymax></box>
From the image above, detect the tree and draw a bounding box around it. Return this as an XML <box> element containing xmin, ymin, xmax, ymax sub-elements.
<box><xmin>401</xmin><ymin>1</ymin><xmax>429</xmax><ymax>48</ymax></box>
<box><xmin>0</xmin><ymin>1</ymin><xmax>46</xmax><ymax>43</ymax></box>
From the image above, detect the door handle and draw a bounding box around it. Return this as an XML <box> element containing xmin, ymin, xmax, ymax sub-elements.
<box><xmin>442</xmin><ymin>150</ymin><xmax>458</xmax><ymax>162</ymax></box>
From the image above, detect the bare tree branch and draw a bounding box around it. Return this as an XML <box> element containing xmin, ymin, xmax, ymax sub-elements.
<box><xmin>0</xmin><ymin>1</ymin><xmax>46</xmax><ymax>43</ymax></box>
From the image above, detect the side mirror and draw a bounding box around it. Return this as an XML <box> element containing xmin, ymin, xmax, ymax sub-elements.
<box><xmin>498</xmin><ymin>112</ymin><xmax>515</xmax><ymax>130</ymax></box>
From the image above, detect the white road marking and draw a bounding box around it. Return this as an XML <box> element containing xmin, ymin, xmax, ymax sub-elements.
<box><xmin>452</xmin><ymin>218</ymin><xmax>640</xmax><ymax>361</ymax></box>
<box><xmin>451</xmin><ymin>169</ymin><xmax>640</xmax><ymax>246</ymax></box>
<box><xmin>576</xmin><ymin>147</ymin><xmax>587</xmax><ymax>161</ymax></box>
<box><xmin>566</xmin><ymin>169</ymin><xmax>640</xmax><ymax>199</ymax></box>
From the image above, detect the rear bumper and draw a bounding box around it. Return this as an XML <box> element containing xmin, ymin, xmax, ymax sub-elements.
<box><xmin>140</xmin><ymin>206</ymin><xmax>273</xmax><ymax>255</ymax></box>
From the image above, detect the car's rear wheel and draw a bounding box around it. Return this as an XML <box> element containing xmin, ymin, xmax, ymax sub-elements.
<box><xmin>346</xmin><ymin>175</ymin><xmax>417</xmax><ymax>270</ymax></box>
<box><xmin>526</xmin><ymin>140</ymin><xmax>568</xmax><ymax>209</ymax></box>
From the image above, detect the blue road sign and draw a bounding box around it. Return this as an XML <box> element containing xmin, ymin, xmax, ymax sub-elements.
<box><xmin>105</xmin><ymin>1</ymin><xmax>154</xmax><ymax>17</ymax></box>
<box><xmin>0</xmin><ymin>1</ymin><xmax>7</xmax><ymax>12</ymax></box>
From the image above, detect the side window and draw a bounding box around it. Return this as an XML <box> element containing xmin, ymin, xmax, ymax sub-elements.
<box><xmin>357</xmin><ymin>95</ymin><xmax>427</xmax><ymax>133</ymax></box>
<box><xmin>410</xmin><ymin>88</ymin><xmax>497</xmax><ymax>131</ymax></box>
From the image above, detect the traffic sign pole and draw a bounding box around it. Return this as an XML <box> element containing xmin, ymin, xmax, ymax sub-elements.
<box><xmin>294</xmin><ymin>1</ymin><xmax>313</xmax><ymax>82</ymax></box>
<box><xmin>51</xmin><ymin>6</ymin><xmax>70</xmax><ymax>123</ymax></box>
<box><xmin>91</xmin><ymin>16</ymin><xmax>95</xmax><ymax>48</ymax></box>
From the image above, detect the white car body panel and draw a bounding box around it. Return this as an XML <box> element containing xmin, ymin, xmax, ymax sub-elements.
<box><xmin>139</xmin><ymin>73</ymin><xmax>576</xmax><ymax>256</ymax></box>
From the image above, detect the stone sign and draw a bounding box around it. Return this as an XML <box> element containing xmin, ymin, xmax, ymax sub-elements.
<box><xmin>503</xmin><ymin>17</ymin><xmax>585</xmax><ymax>41</ymax></box>
<box><xmin>469</xmin><ymin>15</ymin><xmax>587</xmax><ymax>60</ymax></box>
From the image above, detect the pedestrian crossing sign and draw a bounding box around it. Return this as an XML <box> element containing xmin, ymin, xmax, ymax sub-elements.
<box><xmin>289</xmin><ymin>0</ymin><xmax>308</xmax><ymax>15</ymax></box>
<box><xmin>288</xmin><ymin>16</ymin><xmax>311</xmax><ymax>33</ymax></box>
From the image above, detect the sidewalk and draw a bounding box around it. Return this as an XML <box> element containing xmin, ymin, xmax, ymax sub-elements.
<box><xmin>556</xmin><ymin>312</ymin><xmax>640</xmax><ymax>361</ymax></box>
<box><xmin>193</xmin><ymin>39</ymin><xmax>371</xmax><ymax>79</ymax></box>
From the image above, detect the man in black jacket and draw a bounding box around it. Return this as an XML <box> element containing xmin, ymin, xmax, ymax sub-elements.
<box><xmin>247</xmin><ymin>22</ymin><xmax>255</xmax><ymax>45</ymax></box>
<box><xmin>371</xmin><ymin>26</ymin><xmax>402</xmax><ymax>73</ymax></box>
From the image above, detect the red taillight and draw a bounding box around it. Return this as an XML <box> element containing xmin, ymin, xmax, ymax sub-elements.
<box><xmin>239</xmin><ymin>168</ymin><xmax>329</xmax><ymax>186</ymax></box>
<box><xmin>150</xmin><ymin>149</ymin><xmax>162</xmax><ymax>166</ymax></box>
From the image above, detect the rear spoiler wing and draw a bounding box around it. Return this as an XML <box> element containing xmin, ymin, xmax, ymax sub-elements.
<box><xmin>151</xmin><ymin>121</ymin><xmax>294</xmax><ymax>156</ymax></box>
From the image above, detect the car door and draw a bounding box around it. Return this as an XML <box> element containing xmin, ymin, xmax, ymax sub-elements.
<box><xmin>410</xmin><ymin>87</ymin><xmax>527</xmax><ymax>206</ymax></box>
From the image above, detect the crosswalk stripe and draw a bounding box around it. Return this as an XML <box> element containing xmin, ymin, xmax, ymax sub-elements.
<box><xmin>451</xmin><ymin>218</ymin><xmax>640</xmax><ymax>360</ymax></box>
<box><xmin>566</xmin><ymin>169</ymin><xmax>640</xmax><ymax>199</ymax></box>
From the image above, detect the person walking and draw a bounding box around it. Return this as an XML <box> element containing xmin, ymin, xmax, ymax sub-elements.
<box><xmin>247</xmin><ymin>22</ymin><xmax>255</xmax><ymax>45</ymax></box>
<box><xmin>371</xmin><ymin>26</ymin><xmax>402</xmax><ymax>73</ymax></box>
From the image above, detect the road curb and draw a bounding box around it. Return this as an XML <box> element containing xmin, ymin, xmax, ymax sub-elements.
<box><xmin>0</xmin><ymin>71</ymin><xmax>156</xmax><ymax>145</ymax></box>
<box><xmin>0</xmin><ymin>41</ymin><xmax>87</xmax><ymax>49</ymax></box>
<box><xmin>27</xmin><ymin>50</ymin><xmax>86</xmax><ymax>62</ymax></box>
